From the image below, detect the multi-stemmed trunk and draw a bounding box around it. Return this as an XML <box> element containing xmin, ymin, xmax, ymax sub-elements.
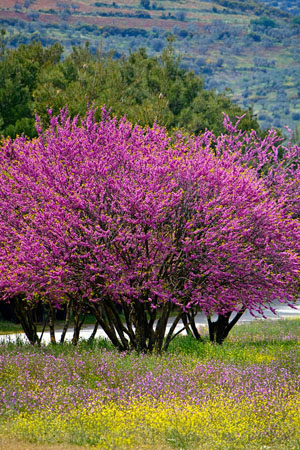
<box><xmin>89</xmin><ymin>298</ymin><xmax>209</xmax><ymax>352</ymax></box>
<box><xmin>90</xmin><ymin>297</ymin><xmax>195</xmax><ymax>353</ymax></box>
<box><xmin>13</xmin><ymin>292</ymin><xmax>246</xmax><ymax>349</ymax></box>
<box><xmin>14</xmin><ymin>296</ymin><xmax>39</xmax><ymax>345</ymax></box>
<box><xmin>207</xmin><ymin>308</ymin><xmax>246</xmax><ymax>344</ymax></box>
<box><xmin>170</xmin><ymin>307</ymin><xmax>246</xmax><ymax>345</ymax></box>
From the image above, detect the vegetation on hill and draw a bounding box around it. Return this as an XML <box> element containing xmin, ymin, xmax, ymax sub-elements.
<box><xmin>0</xmin><ymin>39</ymin><xmax>260</xmax><ymax>138</ymax></box>
<box><xmin>257</xmin><ymin>0</ymin><xmax>300</xmax><ymax>16</ymax></box>
<box><xmin>0</xmin><ymin>0</ymin><xmax>299</xmax><ymax>134</ymax></box>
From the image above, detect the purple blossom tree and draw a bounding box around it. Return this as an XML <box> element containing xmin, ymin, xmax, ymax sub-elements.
<box><xmin>0</xmin><ymin>110</ymin><xmax>299</xmax><ymax>349</ymax></box>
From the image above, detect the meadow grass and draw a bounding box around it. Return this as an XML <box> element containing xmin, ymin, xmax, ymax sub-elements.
<box><xmin>0</xmin><ymin>320</ymin><xmax>24</xmax><ymax>335</ymax></box>
<box><xmin>0</xmin><ymin>318</ymin><xmax>300</xmax><ymax>449</ymax></box>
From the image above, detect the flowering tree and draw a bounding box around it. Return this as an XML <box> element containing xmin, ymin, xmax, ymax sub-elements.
<box><xmin>219</xmin><ymin>117</ymin><xmax>300</xmax><ymax>220</ymax></box>
<box><xmin>187</xmin><ymin>116</ymin><xmax>300</xmax><ymax>343</ymax></box>
<box><xmin>0</xmin><ymin>110</ymin><xmax>299</xmax><ymax>349</ymax></box>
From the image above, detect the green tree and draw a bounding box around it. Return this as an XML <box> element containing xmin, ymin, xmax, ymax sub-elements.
<box><xmin>0</xmin><ymin>41</ymin><xmax>63</xmax><ymax>138</ymax></box>
<box><xmin>0</xmin><ymin>28</ymin><xmax>6</xmax><ymax>59</ymax></box>
<box><xmin>2</xmin><ymin>40</ymin><xmax>260</xmax><ymax>138</ymax></box>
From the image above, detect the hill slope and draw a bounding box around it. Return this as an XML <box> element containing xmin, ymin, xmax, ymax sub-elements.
<box><xmin>256</xmin><ymin>0</ymin><xmax>300</xmax><ymax>16</ymax></box>
<box><xmin>1</xmin><ymin>0</ymin><xmax>299</xmax><ymax>133</ymax></box>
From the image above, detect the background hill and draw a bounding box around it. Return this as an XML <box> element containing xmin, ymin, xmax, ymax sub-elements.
<box><xmin>257</xmin><ymin>0</ymin><xmax>300</xmax><ymax>16</ymax></box>
<box><xmin>0</xmin><ymin>0</ymin><xmax>299</xmax><ymax>134</ymax></box>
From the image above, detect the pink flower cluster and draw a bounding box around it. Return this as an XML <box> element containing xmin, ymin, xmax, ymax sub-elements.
<box><xmin>0</xmin><ymin>109</ymin><xmax>300</xmax><ymax>346</ymax></box>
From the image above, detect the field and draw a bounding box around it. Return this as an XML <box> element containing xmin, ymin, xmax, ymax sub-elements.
<box><xmin>1</xmin><ymin>319</ymin><xmax>300</xmax><ymax>450</ymax></box>
<box><xmin>0</xmin><ymin>0</ymin><xmax>300</xmax><ymax>134</ymax></box>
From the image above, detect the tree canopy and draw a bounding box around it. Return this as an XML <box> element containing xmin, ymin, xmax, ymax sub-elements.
<box><xmin>0</xmin><ymin>110</ymin><xmax>299</xmax><ymax>349</ymax></box>
<box><xmin>0</xmin><ymin>39</ymin><xmax>261</xmax><ymax>139</ymax></box>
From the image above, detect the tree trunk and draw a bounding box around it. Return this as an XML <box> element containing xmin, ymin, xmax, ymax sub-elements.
<box><xmin>130</xmin><ymin>300</ymin><xmax>148</xmax><ymax>352</ymax></box>
<box><xmin>181</xmin><ymin>310</ymin><xmax>202</xmax><ymax>340</ymax></box>
<box><xmin>188</xmin><ymin>310</ymin><xmax>202</xmax><ymax>340</ymax></box>
<box><xmin>90</xmin><ymin>297</ymin><xmax>176</xmax><ymax>353</ymax></box>
<box><xmin>37</xmin><ymin>315</ymin><xmax>48</xmax><ymax>346</ymax></box>
<box><xmin>91</xmin><ymin>302</ymin><xmax>125</xmax><ymax>350</ymax></box>
<box><xmin>207</xmin><ymin>307</ymin><xmax>246</xmax><ymax>344</ymax></box>
<box><xmin>48</xmin><ymin>303</ymin><xmax>56</xmax><ymax>345</ymax></box>
<box><xmin>72</xmin><ymin>305</ymin><xmax>85</xmax><ymax>345</ymax></box>
<box><xmin>14</xmin><ymin>296</ymin><xmax>39</xmax><ymax>345</ymax></box>
<box><xmin>60</xmin><ymin>299</ymin><xmax>72</xmax><ymax>343</ymax></box>
<box><xmin>104</xmin><ymin>299</ymin><xmax>129</xmax><ymax>349</ymax></box>
<box><xmin>181</xmin><ymin>312</ymin><xmax>193</xmax><ymax>336</ymax></box>
<box><xmin>87</xmin><ymin>321</ymin><xmax>99</xmax><ymax>344</ymax></box>
<box><xmin>154</xmin><ymin>302</ymin><xmax>171</xmax><ymax>353</ymax></box>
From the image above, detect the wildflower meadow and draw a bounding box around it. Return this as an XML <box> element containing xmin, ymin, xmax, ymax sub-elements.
<box><xmin>0</xmin><ymin>319</ymin><xmax>300</xmax><ymax>449</ymax></box>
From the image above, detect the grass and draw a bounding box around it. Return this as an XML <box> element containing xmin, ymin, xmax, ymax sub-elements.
<box><xmin>0</xmin><ymin>320</ymin><xmax>23</xmax><ymax>335</ymax></box>
<box><xmin>169</xmin><ymin>319</ymin><xmax>300</xmax><ymax>367</ymax></box>
<box><xmin>0</xmin><ymin>318</ymin><xmax>300</xmax><ymax>449</ymax></box>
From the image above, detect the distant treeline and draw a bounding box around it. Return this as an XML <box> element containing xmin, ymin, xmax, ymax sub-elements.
<box><xmin>0</xmin><ymin>37</ymin><xmax>260</xmax><ymax>139</ymax></box>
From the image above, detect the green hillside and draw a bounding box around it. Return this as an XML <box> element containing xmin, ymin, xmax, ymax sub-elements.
<box><xmin>1</xmin><ymin>0</ymin><xmax>299</xmax><ymax>133</ymax></box>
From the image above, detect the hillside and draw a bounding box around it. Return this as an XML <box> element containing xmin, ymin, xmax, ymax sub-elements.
<box><xmin>0</xmin><ymin>0</ymin><xmax>299</xmax><ymax>133</ymax></box>
<box><xmin>257</xmin><ymin>0</ymin><xmax>300</xmax><ymax>16</ymax></box>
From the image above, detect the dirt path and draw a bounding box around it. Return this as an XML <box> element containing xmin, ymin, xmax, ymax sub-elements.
<box><xmin>0</xmin><ymin>437</ymin><xmax>83</xmax><ymax>450</ymax></box>
<box><xmin>0</xmin><ymin>437</ymin><xmax>170</xmax><ymax>450</ymax></box>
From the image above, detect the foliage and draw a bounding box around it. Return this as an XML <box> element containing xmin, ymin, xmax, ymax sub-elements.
<box><xmin>250</xmin><ymin>16</ymin><xmax>277</xmax><ymax>28</ymax></box>
<box><xmin>219</xmin><ymin>118</ymin><xmax>300</xmax><ymax>220</ymax></box>
<box><xmin>293</xmin><ymin>15</ymin><xmax>300</xmax><ymax>24</ymax></box>
<box><xmin>0</xmin><ymin>41</ymin><xmax>63</xmax><ymax>138</ymax></box>
<box><xmin>260</xmin><ymin>0</ymin><xmax>300</xmax><ymax>15</ymax></box>
<box><xmin>0</xmin><ymin>110</ymin><xmax>299</xmax><ymax>349</ymax></box>
<box><xmin>0</xmin><ymin>40</ymin><xmax>260</xmax><ymax>139</ymax></box>
<box><xmin>1</xmin><ymin>0</ymin><xmax>299</xmax><ymax>133</ymax></box>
